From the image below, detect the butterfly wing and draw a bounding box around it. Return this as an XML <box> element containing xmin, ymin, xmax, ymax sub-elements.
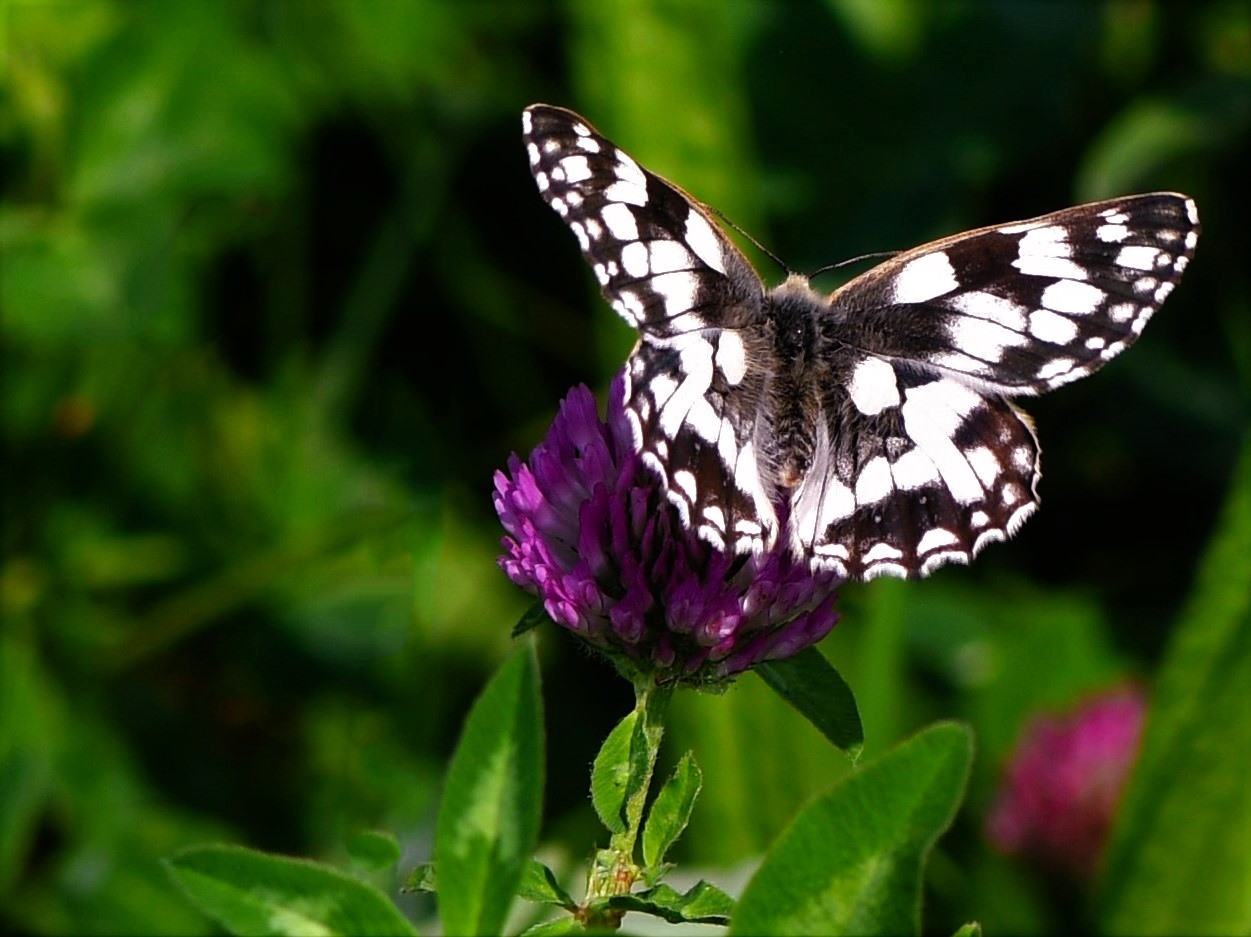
<box><xmin>825</xmin><ymin>194</ymin><xmax>1200</xmax><ymax>393</ymax></box>
<box><xmin>791</xmin><ymin>194</ymin><xmax>1199</xmax><ymax>578</ymax></box>
<box><xmin>523</xmin><ymin>104</ymin><xmax>779</xmax><ymax>552</ymax></box>
<box><xmin>790</xmin><ymin>360</ymin><xmax>1040</xmax><ymax>579</ymax></box>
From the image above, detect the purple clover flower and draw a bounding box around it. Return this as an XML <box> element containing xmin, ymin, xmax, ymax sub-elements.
<box><xmin>986</xmin><ymin>684</ymin><xmax>1147</xmax><ymax>880</ymax></box>
<box><xmin>493</xmin><ymin>374</ymin><xmax>841</xmax><ymax>684</ymax></box>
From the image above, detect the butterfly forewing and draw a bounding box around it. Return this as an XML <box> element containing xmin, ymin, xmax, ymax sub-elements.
<box><xmin>523</xmin><ymin>104</ymin><xmax>1199</xmax><ymax>580</ymax></box>
<box><xmin>828</xmin><ymin>194</ymin><xmax>1199</xmax><ymax>394</ymax></box>
<box><xmin>522</xmin><ymin>105</ymin><xmax>763</xmax><ymax>338</ymax></box>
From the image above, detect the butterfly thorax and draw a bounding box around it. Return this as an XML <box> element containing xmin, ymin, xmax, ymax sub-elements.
<box><xmin>763</xmin><ymin>276</ymin><xmax>836</xmax><ymax>490</ymax></box>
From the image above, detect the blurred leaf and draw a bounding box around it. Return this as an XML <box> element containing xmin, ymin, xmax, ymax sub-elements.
<box><xmin>603</xmin><ymin>880</ymin><xmax>734</xmax><ymax>925</ymax></box>
<box><xmin>590</xmin><ymin>709</ymin><xmax>637</xmax><ymax>836</ymax></box>
<box><xmin>824</xmin><ymin>0</ymin><xmax>924</xmax><ymax>61</ymax></box>
<box><xmin>757</xmin><ymin>646</ymin><xmax>864</xmax><ymax>762</ymax></box>
<box><xmin>641</xmin><ymin>751</ymin><xmax>702</xmax><ymax>869</ymax></box>
<box><xmin>435</xmin><ymin>641</ymin><xmax>544</xmax><ymax>937</ymax></box>
<box><xmin>731</xmin><ymin>722</ymin><xmax>972</xmax><ymax>936</ymax></box>
<box><xmin>165</xmin><ymin>844</ymin><xmax>416</xmax><ymax>936</ymax></box>
<box><xmin>1077</xmin><ymin>99</ymin><xmax>1210</xmax><ymax>200</ymax></box>
<box><xmin>952</xmin><ymin>924</ymin><xmax>983</xmax><ymax>937</ymax></box>
<box><xmin>0</xmin><ymin>631</ymin><xmax>58</xmax><ymax>894</ymax></box>
<box><xmin>516</xmin><ymin>860</ymin><xmax>575</xmax><ymax>909</ymax></box>
<box><xmin>345</xmin><ymin>830</ymin><xmax>401</xmax><ymax>873</ymax></box>
<box><xmin>1099</xmin><ymin>440</ymin><xmax>1251</xmax><ymax>935</ymax></box>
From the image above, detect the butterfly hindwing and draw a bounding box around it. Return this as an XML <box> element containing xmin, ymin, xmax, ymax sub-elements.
<box><xmin>827</xmin><ymin>194</ymin><xmax>1199</xmax><ymax>394</ymax></box>
<box><xmin>790</xmin><ymin>359</ymin><xmax>1040</xmax><ymax>579</ymax></box>
<box><xmin>626</xmin><ymin>336</ymin><xmax>777</xmax><ymax>554</ymax></box>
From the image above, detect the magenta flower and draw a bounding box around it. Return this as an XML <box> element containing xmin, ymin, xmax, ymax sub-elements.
<box><xmin>986</xmin><ymin>684</ymin><xmax>1147</xmax><ymax>879</ymax></box>
<box><xmin>493</xmin><ymin>374</ymin><xmax>841</xmax><ymax>684</ymax></box>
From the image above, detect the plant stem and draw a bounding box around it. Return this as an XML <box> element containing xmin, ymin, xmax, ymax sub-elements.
<box><xmin>584</xmin><ymin>675</ymin><xmax>673</xmax><ymax>918</ymax></box>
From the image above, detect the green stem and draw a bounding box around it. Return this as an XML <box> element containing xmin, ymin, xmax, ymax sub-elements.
<box><xmin>584</xmin><ymin>675</ymin><xmax>673</xmax><ymax>918</ymax></box>
<box><xmin>616</xmin><ymin>675</ymin><xmax>673</xmax><ymax>856</ymax></box>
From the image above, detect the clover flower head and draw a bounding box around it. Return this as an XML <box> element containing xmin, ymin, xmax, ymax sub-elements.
<box><xmin>493</xmin><ymin>374</ymin><xmax>841</xmax><ymax>684</ymax></box>
<box><xmin>986</xmin><ymin>684</ymin><xmax>1147</xmax><ymax>879</ymax></box>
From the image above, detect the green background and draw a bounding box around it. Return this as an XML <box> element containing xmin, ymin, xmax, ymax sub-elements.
<box><xmin>2</xmin><ymin>1</ymin><xmax>1248</xmax><ymax>934</ymax></box>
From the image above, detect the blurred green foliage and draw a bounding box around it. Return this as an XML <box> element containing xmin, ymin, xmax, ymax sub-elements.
<box><xmin>1</xmin><ymin>1</ymin><xmax>1248</xmax><ymax>934</ymax></box>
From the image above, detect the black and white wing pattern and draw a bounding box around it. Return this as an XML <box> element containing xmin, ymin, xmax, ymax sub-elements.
<box><xmin>522</xmin><ymin>104</ymin><xmax>1200</xmax><ymax>580</ymax></box>
<box><xmin>523</xmin><ymin>103</ymin><xmax>780</xmax><ymax>553</ymax></box>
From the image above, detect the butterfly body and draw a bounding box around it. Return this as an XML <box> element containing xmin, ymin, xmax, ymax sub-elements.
<box><xmin>523</xmin><ymin>104</ymin><xmax>1199</xmax><ymax>580</ymax></box>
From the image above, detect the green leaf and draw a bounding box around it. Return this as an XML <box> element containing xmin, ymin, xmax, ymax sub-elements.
<box><xmin>518</xmin><ymin>916</ymin><xmax>586</xmax><ymax>936</ymax></box>
<box><xmin>604</xmin><ymin>880</ymin><xmax>734</xmax><ymax>925</ymax></box>
<box><xmin>730</xmin><ymin>722</ymin><xmax>973</xmax><ymax>936</ymax></box>
<box><xmin>403</xmin><ymin>863</ymin><xmax>436</xmax><ymax>894</ymax></box>
<box><xmin>951</xmin><ymin>924</ymin><xmax>982</xmax><ymax>937</ymax></box>
<box><xmin>641</xmin><ymin>751</ymin><xmax>702</xmax><ymax>869</ymax></box>
<box><xmin>1099</xmin><ymin>440</ymin><xmax>1251</xmax><ymax>936</ymax></box>
<box><xmin>164</xmin><ymin>844</ymin><xmax>417</xmax><ymax>936</ymax></box>
<box><xmin>757</xmin><ymin>647</ymin><xmax>864</xmax><ymax>762</ymax></box>
<box><xmin>512</xmin><ymin>601</ymin><xmax>549</xmax><ymax>638</ymax></box>
<box><xmin>516</xmin><ymin>860</ymin><xmax>576</xmax><ymax>909</ymax></box>
<box><xmin>435</xmin><ymin>642</ymin><xmax>544</xmax><ymax>937</ymax></box>
<box><xmin>346</xmin><ymin>830</ymin><xmax>402</xmax><ymax>873</ymax></box>
<box><xmin>590</xmin><ymin>709</ymin><xmax>637</xmax><ymax>835</ymax></box>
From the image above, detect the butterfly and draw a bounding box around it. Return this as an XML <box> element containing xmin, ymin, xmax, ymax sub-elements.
<box><xmin>522</xmin><ymin>104</ymin><xmax>1199</xmax><ymax>580</ymax></box>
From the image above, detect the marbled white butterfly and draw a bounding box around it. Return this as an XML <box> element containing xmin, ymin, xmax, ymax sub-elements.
<box><xmin>523</xmin><ymin>104</ymin><xmax>1199</xmax><ymax>580</ymax></box>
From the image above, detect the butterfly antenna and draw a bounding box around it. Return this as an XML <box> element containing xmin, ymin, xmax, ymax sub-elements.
<box><xmin>808</xmin><ymin>250</ymin><xmax>900</xmax><ymax>280</ymax></box>
<box><xmin>709</xmin><ymin>207</ymin><xmax>795</xmax><ymax>276</ymax></box>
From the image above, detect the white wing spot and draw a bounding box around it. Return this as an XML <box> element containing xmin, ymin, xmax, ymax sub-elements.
<box><xmin>1013</xmin><ymin>255</ymin><xmax>1089</xmax><ymax>280</ymax></box>
<box><xmin>560</xmin><ymin>155</ymin><xmax>592</xmax><ymax>183</ymax></box>
<box><xmin>1036</xmin><ymin>357</ymin><xmax>1075</xmax><ymax>381</ymax></box>
<box><xmin>614</xmin><ymin>152</ymin><xmax>648</xmax><ymax>188</ymax></box>
<box><xmin>891</xmin><ymin>447</ymin><xmax>939</xmax><ymax>491</ymax></box>
<box><xmin>855</xmin><ymin>457</ymin><xmax>895</xmax><ymax>507</ymax></box>
<box><xmin>918</xmin><ymin>528</ymin><xmax>960</xmax><ymax>553</ymax></box>
<box><xmin>603</xmin><ymin>180</ymin><xmax>648</xmax><ymax>206</ymax></box>
<box><xmin>1029</xmin><ymin>309</ymin><xmax>1079</xmax><ymax>344</ymax></box>
<box><xmin>620</xmin><ymin>241</ymin><xmax>649</xmax><ymax>278</ymax></box>
<box><xmin>864</xmin><ymin>542</ymin><xmax>904</xmax><ymax>563</ymax></box>
<box><xmin>948</xmin><ymin>315</ymin><xmax>1019</xmax><ymax>363</ymax></box>
<box><xmin>683</xmin><ymin>210</ymin><xmax>727</xmax><ymax>275</ymax></box>
<box><xmin>848</xmin><ymin>357</ymin><xmax>901</xmax><ymax>415</ymax></box>
<box><xmin>650</xmin><ymin>272</ymin><xmax>699</xmax><ymax>316</ymax></box>
<box><xmin>702</xmin><ymin>504</ymin><xmax>726</xmax><ymax>531</ymax></box>
<box><xmin>601</xmin><ymin>203</ymin><xmax>638</xmax><ymax>240</ymax></box>
<box><xmin>1116</xmin><ymin>245</ymin><xmax>1163</xmax><ymax>271</ymax></box>
<box><xmin>673</xmin><ymin>469</ymin><xmax>698</xmax><ymax>501</ymax></box>
<box><xmin>1108</xmin><ymin>302</ymin><xmax>1136</xmax><ymax>322</ymax></box>
<box><xmin>1096</xmin><ymin>223</ymin><xmax>1129</xmax><ymax>243</ymax></box>
<box><xmin>948</xmin><ymin>291</ymin><xmax>1028</xmax><ymax>331</ymax></box>
<box><xmin>1041</xmin><ymin>280</ymin><xmax>1105</xmax><ymax>315</ymax></box>
<box><xmin>1017</xmin><ymin>224</ymin><xmax>1070</xmax><ymax>257</ymax></box>
<box><xmin>715</xmin><ymin>332</ymin><xmax>747</xmax><ymax>385</ymax></box>
<box><xmin>648</xmin><ymin>240</ymin><xmax>692</xmax><ymax>274</ymax></box>
<box><xmin>967</xmin><ymin>446</ymin><xmax>1002</xmax><ymax>488</ymax></box>
<box><xmin>893</xmin><ymin>252</ymin><xmax>960</xmax><ymax>303</ymax></box>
